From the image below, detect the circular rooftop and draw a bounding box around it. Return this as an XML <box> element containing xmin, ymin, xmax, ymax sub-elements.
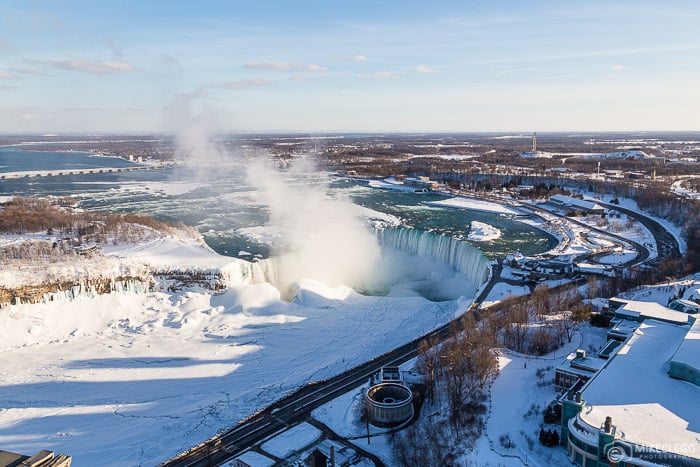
<box><xmin>366</xmin><ymin>382</ymin><xmax>413</xmax><ymax>426</ymax></box>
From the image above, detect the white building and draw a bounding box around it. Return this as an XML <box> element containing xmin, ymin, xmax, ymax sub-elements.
<box><xmin>548</xmin><ymin>194</ymin><xmax>605</xmax><ymax>214</ymax></box>
<box><xmin>561</xmin><ymin>319</ymin><xmax>700</xmax><ymax>466</ymax></box>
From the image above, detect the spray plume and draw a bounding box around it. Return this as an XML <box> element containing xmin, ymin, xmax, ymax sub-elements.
<box><xmin>246</xmin><ymin>159</ymin><xmax>382</xmax><ymax>293</ymax></box>
<box><xmin>165</xmin><ymin>95</ymin><xmax>383</xmax><ymax>294</ymax></box>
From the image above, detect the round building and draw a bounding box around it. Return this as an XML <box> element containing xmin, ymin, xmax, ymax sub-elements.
<box><xmin>365</xmin><ymin>382</ymin><xmax>413</xmax><ymax>426</ymax></box>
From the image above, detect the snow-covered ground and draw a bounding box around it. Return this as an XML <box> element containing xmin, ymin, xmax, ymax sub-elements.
<box><xmin>260</xmin><ymin>423</ymin><xmax>322</xmax><ymax>458</ymax></box>
<box><xmin>426</xmin><ymin>197</ymin><xmax>522</xmax><ymax>215</ymax></box>
<box><xmin>0</xmin><ymin>230</ymin><xmax>235</xmax><ymax>289</ymax></box>
<box><xmin>1</xmin><ymin>179</ymin><xmax>688</xmax><ymax>466</ymax></box>
<box><xmin>481</xmin><ymin>282</ymin><xmax>531</xmax><ymax>308</ymax></box>
<box><xmin>367</xmin><ymin>178</ymin><xmax>420</xmax><ymax>192</ymax></box>
<box><xmin>616</xmin><ymin>273</ymin><xmax>700</xmax><ymax>304</ymax></box>
<box><xmin>670</xmin><ymin>176</ymin><xmax>700</xmax><ymax>200</ymax></box>
<box><xmin>0</xmin><ymin>234</ymin><xmax>471</xmax><ymax>466</ymax></box>
<box><xmin>422</xmin><ymin>192</ymin><xmax>655</xmax><ymax>267</ymax></box>
<box><xmin>465</xmin><ymin>325</ymin><xmax>608</xmax><ymax>466</ymax></box>
<box><xmin>523</xmin><ymin>207</ymin><xmax>647</xmax><ymax>263</ymax></box>
<box><xmin>408</xmin><ymin>154</ymin><xmax>479</xmax><ymax>161</ymax></box>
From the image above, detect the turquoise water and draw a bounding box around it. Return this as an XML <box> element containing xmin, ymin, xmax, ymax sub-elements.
<box><xmin>0</xmin><ymin>147</ymin><xmax>556</xmax><ymax>260</ymax></box>
<box><xmin>0</xmin><ymin>146</ymin><xmax>139</xmax><ymax>173</ymax></box>
<box><xmin>334</xmin><ymin>178</ymin><xmax>556</xmax><ymax>259</ymax></box>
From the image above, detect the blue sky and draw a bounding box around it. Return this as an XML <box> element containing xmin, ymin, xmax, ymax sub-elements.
<box><xmin>1</xmin><ymin>0</ymin><xmax>699</xmax><ymax>133</ymax></box>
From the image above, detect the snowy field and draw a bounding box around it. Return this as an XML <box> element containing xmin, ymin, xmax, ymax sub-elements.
<box><xmin>0</xmin><ymin>235</ymin><xmax>473</xmax><ymax>466</ymax></box>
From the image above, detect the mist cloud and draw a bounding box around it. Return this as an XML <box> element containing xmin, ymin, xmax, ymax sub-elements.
<box><xmin>247</xmin><ymin>159</ymin><xmax>382</xmax><ymax>292</ymax></box>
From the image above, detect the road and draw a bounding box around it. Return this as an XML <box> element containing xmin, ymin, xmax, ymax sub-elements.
<box><xmin>597</xmin><ymin>201</ymin><xmax>680</xmax><ymax>262</ymax></box>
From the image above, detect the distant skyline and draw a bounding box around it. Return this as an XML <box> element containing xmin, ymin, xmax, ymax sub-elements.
<box><xmin>1</xmin><ymin>0</ymin><xmax>699</xmax><ymax>133</ymax></box>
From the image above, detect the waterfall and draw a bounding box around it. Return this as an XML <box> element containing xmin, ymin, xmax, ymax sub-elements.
<box><xmin>229</xmin><ymin>226</ymin><xmax>491</xmax><ymax>300</ymax></box>
<box><xmin>376</xmin><ymin>227</ymin><xmax>490</xmax><ymax>290</ymax></box>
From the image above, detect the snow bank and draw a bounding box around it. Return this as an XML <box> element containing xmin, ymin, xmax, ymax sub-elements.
<box><xmin>368</xmin><ymin>178</ymin><xmax>418</xmax><ymax>192</ymax></box>
<box><xmin>426</xmin><ymin>197</ymin><xmax>521</xmax><ymax>215</ymax></box>
<box><xmin>261</xmin><ymin>423</ymin><xmax>322</xmax><ymax>458</ymax></box>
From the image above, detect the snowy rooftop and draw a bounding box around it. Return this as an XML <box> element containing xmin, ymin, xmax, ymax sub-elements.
<box><xmin>549</xmin><ymin>194</ymin><xmax>604</xmax><ymax>212</ymax></box>
<box><xmin>557</xmin><ymin>350</ymin><xmax>607</xmax><ymax>375</ymax></box>
<box><xmin>579</xmin><ymin>320</ymin><xmax>700</xmax><ymax>460</ymax></box>
<box><xmin>612</xmin><ymin>298</ymin><xmax>693</xmax><ymax>325</ymax></box>
<box><xmin>608</xmin><ymin>318</ymin><xmax>640</xmax><ymax>338</ymax></box>
<box><xmin>671</xmin><ymin>318</ymin><xmax>700</xmax><ymax>373</ymax></box>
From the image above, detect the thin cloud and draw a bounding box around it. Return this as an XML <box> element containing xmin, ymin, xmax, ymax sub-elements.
<box><xmin>288</xmin><ymin>75</ymin><xmax>318</xmax><ymax>82</ymax></box>
<box><xmin>611</xmin><ymin>64</ymin><xmax>625</xmax><ymax>71</ymax></box>
<box><xmin>244</xmin><ymin>62</ymin><xmax>327</xmax><ymax>72</ymax></box>
<box><xmin>304</xmin><ymin>64</ymin><xmax>326</xmax><ymax>72</ymax></box>
<box><xmin>210</xmin><ymin>78</ymin><xmax>274</xmax><ymax>90</ymax></box>
<box><xmin>0</xmin><ymin>71</ymin><xmax>17</xmax><ymax>79</ymax></box>
<box><xmin>339</xmin><ymin>54</ymin><xmax>368</xmax><ymax>62</ymax></box>
<box><xmin>374</xmin><ymin>71</ymin><xmax>396</xmax><ymax>79</ymax></box>
<box><xmin>12</xmin><ymin>66</ymin><xmax>47</xmax><ymax>76</ymax></box>
<box><xmin>414</xmin><ymin>65</ymin><xmax>436</xmax><ymax>74</ymax></box>
<box><xmin>51</xmin><ymin>60</ymin><xmax>136</xmax><ymax>74</ymax></box>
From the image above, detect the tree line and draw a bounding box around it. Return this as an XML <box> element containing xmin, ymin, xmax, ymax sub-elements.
<box><xmin>0</xmin><ymin>196</ymin><xmax>192</xmax><ymax>241</ymax></box>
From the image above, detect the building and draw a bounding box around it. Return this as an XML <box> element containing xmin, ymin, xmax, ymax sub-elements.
<box><xmin>555</xmin><ymin>349</ymin><xmax>607</xmax><ymax>391</ymax></box>
<box><xmin>0</xmin><ymin>449</ymin><xmax>71</xmax><ymax>467</ymax></box>
<box><xmin>606</xmin><ymin>318</ymin><xmax>639</xmax><ymax>342</ymax></box>
<box><xmin>365</xmin><ymin>366</ymin><xmax>414</xmax><ymax>426</ymax></box>
<box><xmin>574</xmin><ymin>262</ymin><xmax>614</xmax><ymax>277</ymax></box>
<box><xmin>669</xmin><ymin>318</ymin><xmax>700</xmax><ymax>386</ymax></box>
<box><xmin>532</xmin><ymin>259</ymin><xmax>574</xmax><ymax>280</ymax></box>
<box><xmin>607</xmin><ymin>298</ymin><xmax>693</xmax><ymax>325</ymax></box>
<box><xmin>548</xmin><ymin>194</ymin><xmax>605</xmax><ymax>215</ymax></box>
<box><xmin>304</xmin><ymin>448</ymin><xmax>328</xmax><ymax>467</ymax></box>
<box><xmin>379</xmin><ymin>366</ymin><xmax>402</xmax><ymax>382</ymax></box>
<box><xmin>403</xmin><ymin>176</ymin><xmax>438</xmax><ymax>191</ymax></box>
<box><xmin>561</xmin><ymin>319</ymin><xmax>700</xmax><ymax>467</ymax></box>
<box><xmin>669</xmin><ymin>298</ymin><xmax>700</xmax><ymax>315</ymax></box>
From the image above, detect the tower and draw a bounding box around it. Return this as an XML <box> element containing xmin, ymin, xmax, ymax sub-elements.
<box><xmin>532</xmin><ymin>132</ymin><xmax>537</xmax><ymax>153</ymax></box>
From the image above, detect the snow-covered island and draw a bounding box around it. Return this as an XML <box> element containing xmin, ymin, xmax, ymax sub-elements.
<box><xmin>466</xmin><ymin>220</ymin><xmax>501</xmax><ymax>242</ymax></box>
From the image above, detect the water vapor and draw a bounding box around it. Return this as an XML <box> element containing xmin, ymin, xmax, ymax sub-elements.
<box><xmin>166</xmin><ymin>96</ymin><xmax>383</xmax><ymax>295</ymax></box>
<box><xmin>247</xmin><ymin>159</ymin><xmax>382</xmax><ymax>294</ymax></box>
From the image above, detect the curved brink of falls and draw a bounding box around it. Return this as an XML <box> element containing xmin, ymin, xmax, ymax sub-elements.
<box><xmin>222</xmin><ymin>227</ymin><xmax>491</xmax><ymax>300</ymax></box>
<box><xmin>376</xmin><ymin>227</ymin><xmax>491</xmax><ymax>290</ymax></box>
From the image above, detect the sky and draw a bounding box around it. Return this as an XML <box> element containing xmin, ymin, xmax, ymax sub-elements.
<box><xmin>0</xmin><ymin>0</ymin><xmax>699</xmax><ymax>133</ymax></box>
